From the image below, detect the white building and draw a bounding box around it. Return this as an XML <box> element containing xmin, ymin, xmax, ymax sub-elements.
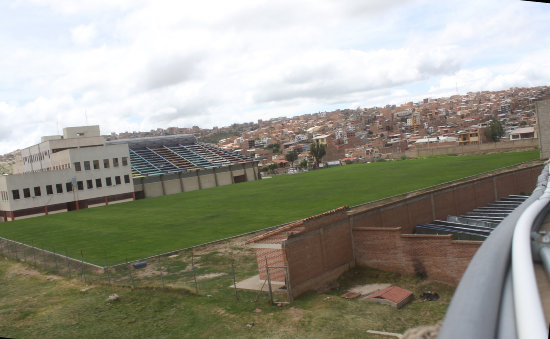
<box><xmin>0</xmin><ymin>126</ymin><xmax>134</xmax><ymax>221</ymax></box>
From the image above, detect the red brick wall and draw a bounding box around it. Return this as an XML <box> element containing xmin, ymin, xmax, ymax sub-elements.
<box><xmin>285</xmin><ymin>213</ymin><xmax>354</xmax><ymax>297</ymax></box>
<box><xmin>349</xmin><ymin>164</ymin><xmax>543</xmax><ymax>233</ymax></box>
<box><xmin>353</xmin><ymin>227</ymin><xmax>481</xmax><ymax>284</ymax></box>
<box><xmin>254</xmin><ymin>247</ymin><xmax>287</xmax><ymax>282</ymax></box>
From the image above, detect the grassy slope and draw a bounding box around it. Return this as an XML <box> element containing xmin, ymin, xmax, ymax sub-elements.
<box><xmin>0</xmin><ymin>151</ymin><xmax>539</xmax><ymax>265</ymax></box>
<box><xmin>0</xmin><ymin>259</ymin><xmax>453</xmax><ymax>338</ymax></box>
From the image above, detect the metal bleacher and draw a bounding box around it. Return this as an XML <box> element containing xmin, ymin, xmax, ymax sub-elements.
<box><xmin>117</xmin><ymin>133</ymin><xmax>256</xmax><ymax>178</ymax></box>
<box><xmin>200</xmin><ymin>143</ymin><xmax>253</xmax><ymax>163</ymax></box>
<box><xmin>166</xmin><ymin>145</ymin><xmax>217</xmax><ymax>169</ymax></box>
<box><xmin>415</xmin><ymin>195</ymin><xmax>529</xmax><ymax>240</ymax></box>
<box><xmin>130</xmin><ymin>148</ymin><xmax>181</xmax><ymax>177</ymax></box>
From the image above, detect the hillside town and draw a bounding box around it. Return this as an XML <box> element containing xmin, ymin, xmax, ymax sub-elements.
<box><xmin>1</xmin><ymin>85</ymin><xmax>548</xmax><ymax>175</ymax></box>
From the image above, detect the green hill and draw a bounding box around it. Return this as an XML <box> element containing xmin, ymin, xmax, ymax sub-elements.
<box><xmin>0</xmin><ymin>150</ymin><xmax>539</xmax><ymax>265</ymax></box>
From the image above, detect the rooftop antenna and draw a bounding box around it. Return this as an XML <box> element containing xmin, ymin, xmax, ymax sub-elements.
<box><xmin>85</xmin><ymin>110</ymin><xmax>88</xmax><ymax>125</ymax></box>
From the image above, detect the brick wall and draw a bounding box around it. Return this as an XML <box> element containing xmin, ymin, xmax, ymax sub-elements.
<box><xmin>348</xmin><ymin>163</ymin><xmax>542</xmax><ymax>233</ymax></box>
<box><xmin>353</xmin><ymin>227</ymin><xmax>481</xmax><ymax>284</ymax></box>
<box><xmin>285</xmin><ymin>212</ymin><xmax>354</xmax><ymax>297</ymax></box>
<box><xmin>248</xmin><ymin>163</ymin><xmax>543</xmax><ymax>297</ymax></box>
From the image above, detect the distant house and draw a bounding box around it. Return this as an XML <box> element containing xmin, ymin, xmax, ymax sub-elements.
<box><xmin>509</xmin><ymin>127</ymin><xmax>536</xmax><ymax>140</ymax></box>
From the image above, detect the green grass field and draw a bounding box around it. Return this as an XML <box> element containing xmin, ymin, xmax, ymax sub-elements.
<box><xmin>0</xmin><ymin>151</ymin><xmax>540</xmax><ymax>265</ymax></box>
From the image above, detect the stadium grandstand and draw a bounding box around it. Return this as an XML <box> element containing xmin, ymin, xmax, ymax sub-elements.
<box><xmin>106</xmin><ymin>135</ymin><xmax>255</xmax><ymax>179</ymax></box>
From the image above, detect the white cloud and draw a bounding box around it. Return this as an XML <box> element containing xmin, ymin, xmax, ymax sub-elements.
<box><xmin>1</xmin><ymin>0</ymin><xmax>550</xmax><ymax>153</ymax></box>
<box><xmin>70</xmin><ymin>23</ymin><xmax>96</xmax><ymax>46</ymax></box>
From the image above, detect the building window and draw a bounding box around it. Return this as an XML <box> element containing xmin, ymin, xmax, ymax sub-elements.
<box><xmin>113</xmin><ymin>158</ymin><xmax>119</xmax><ymax>167</ymax></box>
<box><xmin>84</xmin><ymin>161</ymin><xmax>91</xmax><ymax>170</ymax></box>
<box><xmin>12</xmin><ymin>189</ymin><xmax>20</xmax><ymax>200</ymax></box>
<box><xmin>106</xmin><ymin>177</ymin><xmax>112</xmax><ymax>186</ymax></box>
<box><xmin>87</xmin><ymin>180</ymin><xmax>93</xmax><ymax>189</ymax></box>
<box><xmin>124</xmin><ymin>174</ymin><xmax>130</xmax><ymax>184</ymax></box>
<box><xmin>23</xmin><ymin>188</ymin><xmax>31</xmax><ymax>198</ymax></box>
<box><xmin>122</xmin><ymin>157</ymin><xmax>128</xmax><ymax>166</ymax></box>
<box><xmin>46</xmin><ymin>185</ymin><xmax>53</xmax><ymax>195</ymax></box>
<box><xmin>56</xmin><ymin>183</ymin><xmax>63</xmax><ymax>193</ymax></box>
<box><xmin>96</xmin><ymin>178</ymin><xmax>102</xmax><ymax>188</ymax></box>
<box><xmin>114</xmin><ymin>176</ymin><xmax>121</xmax><ymax>185</ymax></box>
<box><xmin>74</xmin><ymin>162</ymin><xmax>82</xmax><ymax>171</ymax></box>
<box><xmin>103</xmin><ymin>159</ymin><xmax>110</xmax><ymax>168</ymax></box>
<box><xmin>77</xmin><ymin>181</ymin><xmax>84</xmax><ymax>191</ymax></box>
<box><xmin>66</xmin><ymin>182</ymin><xmax>72</xmax><ymax>192</ymax></box>
<box><xmin>34</xmin><ymin>186</ymin><xmax>41</xmax><ymax>196</ymax></box>
<box><xmin>93</xmin><ymin>160</ymin><xmax>100</xmax><ymax>169</ymax></box>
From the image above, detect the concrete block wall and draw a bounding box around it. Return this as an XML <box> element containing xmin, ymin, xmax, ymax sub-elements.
<box><xmin>537</xmin><ymin>99</ymin><xmax>550</xmax><ymax>159</ymax></box>
<box><xmin>353</xmin><ymin>227</ymin><xmax>480</xmax><ymax>285</ymax></box>
<box><xmin>392</xmin><ymin>138</ymin><xmax>538</xmax><ymax>159</ymax></box>
<box><xmin>135</xmin><ymin>162</ymin><xmax>259</xmax><ymax>199</ymax></box>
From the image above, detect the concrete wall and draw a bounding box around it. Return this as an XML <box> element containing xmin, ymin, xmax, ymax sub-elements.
<box><xmin>135</xmin><ymin>162</ymin><xmax>259</xmax><ymax>199</ymax></box>
<box><xmin>537</xmin><ymin>99</ymin><xmax>550</xmax><ymax>159</ymax></box>
<box><xmin>390</xmin><ymin>139</ymin><xmax>538</xmax><ymax>159</ymax></box>
<box><xmin>353</xmin><ymin>227</ymin><xmax>480</xmax><ymax>285</ymax></box>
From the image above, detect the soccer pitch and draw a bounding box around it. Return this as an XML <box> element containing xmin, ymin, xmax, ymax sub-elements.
<box><xmin>0</xmin><ymin>150</ymin><xmax>539</xmax><ymax>265</ymax></box>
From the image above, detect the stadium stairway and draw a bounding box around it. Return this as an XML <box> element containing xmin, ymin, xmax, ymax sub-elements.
<box><xmin>415</xmin><ymin>195</ymin><xmax>528</xmax><ymax>240</ymax></box>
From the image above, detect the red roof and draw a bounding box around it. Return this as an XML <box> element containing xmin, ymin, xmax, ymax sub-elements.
<box><xmin>366</xmin><ymin>286</ymin><xmax>412</xmax><ymax>304</ymax></box>
<box><xmin>245</xmin><ymin>206</ymin><xmax>349</xmax><ymax>244</ymax></box>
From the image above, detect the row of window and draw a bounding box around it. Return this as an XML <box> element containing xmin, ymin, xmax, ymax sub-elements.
<box><xmin>74</xmin><ymin>157</ymin><xmax>128</xmax><ymax>171</ymax></box>
<box><xmin>11</xmin><ymin>175</ymin><xmax>131</xmax><ymax>200</ymax></box>
<box><xmin>23</xmin><ymin>150</ymin><xmax>51</xmax><ymax>164</ymax></box>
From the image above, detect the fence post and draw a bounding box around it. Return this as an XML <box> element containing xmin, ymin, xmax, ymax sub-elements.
<box><xmin>41</xmin><ymin>247</ymin><xmax>46</xmax><ymax>270</ymax></box>
<box><xmin>32</xmin><ymin>241</ymin><xmax>36</xmax><ymax>266</ymax></box>
<box><xmin>23</xmin><ymin>245</ymin><xmax>26</xmax><ymax>262</ymax></box>
<box><xmin>285</xmin><ymin>265</ymin><xmax>293</xmax><ymax>303</ymax></box>
<box><xmin>158</xmin><ymin>256</ymin><xmax>165</xmax><ymax>289</ymax></box>
<box><xmin>53</xmin><ymin>247</ymin><xmax>58</xmax><ymax>274</ymax></box>
<box><xmin>232</xmin><ymin>259</ymin><xmax>239</xmax><ymax>301</ymax></box>
<box><xmin>66</xmin><ymin>249</ymin><xmax>71</xmax><ymax>279</ymax></box>
<box><xmin>126</xmin><ymin>257</ymin><xmax>135</xmax><ymax>289</ymax></box>
<box><xmin>192</xmin><ymin>251</ymin><xmax>198</xmax><ymax>294</ymax></box>
<box><xmin>80</xmin><ymin>250</ymin><xmax>86</xmax><ymax>284</ymax></box>
<box><xmin>265</xmin><ymin>257</ymin><xmax>273</xmax><ymax>305</ymax></box>
<box><xmin>105</xmin><ymin>255</ymin><xmax>111</xmax><ymax>286</ymax></box>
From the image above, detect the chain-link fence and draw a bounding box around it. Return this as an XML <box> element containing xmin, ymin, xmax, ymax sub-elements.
<box><xmin>0</xmin><ymin>236</ymin><xmax>292</xmax><ymax>304</ymax></box>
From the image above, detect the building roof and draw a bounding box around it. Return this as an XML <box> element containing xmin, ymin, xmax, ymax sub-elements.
<box><xmin>245</xmin><ymin>206</ymin><xmax>349</xmax><ymax>244</ymax></box>
<box><xmin>366</xmin><ymin>286</ymin><xmax>413</xmax><ymax>304</ymax></box>
<box><xmin>510</xmin><ymin>127</ymin><xmax>535</xmax><ymax>135</ymax></box>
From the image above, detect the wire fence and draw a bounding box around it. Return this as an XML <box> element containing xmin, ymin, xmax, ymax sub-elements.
<box><xmin>0</xmin><ymin>236</ymin><xmax>292</xmax><ymax>304</ymax></box>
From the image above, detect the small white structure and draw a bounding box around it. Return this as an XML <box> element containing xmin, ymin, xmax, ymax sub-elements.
<box><xmin>509</xmin><ymin>127</ymin><xmax>536</xmax><ymax>140</ymax></box>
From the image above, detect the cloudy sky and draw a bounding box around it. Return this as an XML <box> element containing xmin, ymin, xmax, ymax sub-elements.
<box><xmin>1</xmin><ymin>0</ymin><xmax>549</xmax><ymax>153</ymax></box>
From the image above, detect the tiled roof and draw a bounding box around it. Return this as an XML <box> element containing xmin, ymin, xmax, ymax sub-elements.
<box><xmin>245</xmin><ymin>206</ymin><xmax>349</xmax><ymax>244</ymax></box>
<box><xmin>366</xmin><ymin>286</ymin><xmax>413</xmax><ymax>304</ymax></box>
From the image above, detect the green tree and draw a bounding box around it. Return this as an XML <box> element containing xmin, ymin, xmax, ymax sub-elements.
<box><xmin>285</xmin><ymin>150</ymin><xmax>298</xmax><ymax>167</ymax></box>
<box><xmin>485</xmin><ymin>118</ymin><xmax>505</xmax><ymax>142</ymax></box>
<box><xmin>298</xmin><ymin>159</ymin><xmax>308</xmax><ymax>169</ymax></box>
<box><xmin>267</xmin><ymin>143</ymin><xmax>281</xmax><ymax>154</ymax></box>
<box><xmin>309</xmin><ymin>142</ymin><xmax>326</xmax><ymax>168</ymax></box>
